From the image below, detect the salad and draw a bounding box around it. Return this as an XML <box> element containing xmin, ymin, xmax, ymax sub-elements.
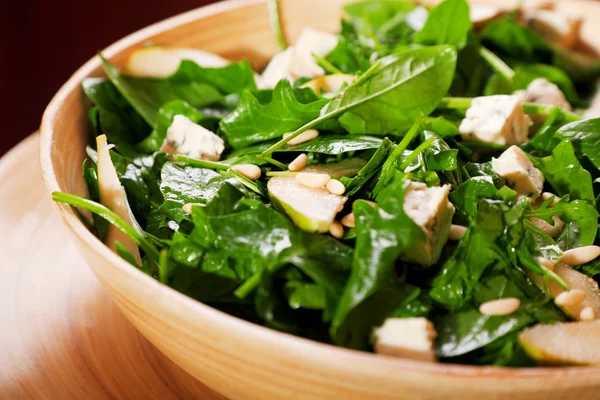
<box><xmin>54</xmin><ymin>0</ymin><xmax>600</xmax><ymax>367</ymax></box>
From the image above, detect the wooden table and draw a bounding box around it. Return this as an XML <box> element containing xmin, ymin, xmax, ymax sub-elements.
<box><xmin>0</xmin><ymin>134</ymin><xmax>224</xmax><ymax>399</ymax></box>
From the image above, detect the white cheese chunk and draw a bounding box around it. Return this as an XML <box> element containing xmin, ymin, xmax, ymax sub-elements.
<box><xmin>402</xmin><ymin>182</ymin><xmax>455</xmax><ymax>267</ymax></box>
<box><xmin>523</xmin><ymin>78</ymin><xmax>572</xmax><ymax>111</ymax></box>
<box><xmin>459</xmin><ymin>95</ymin><xmax>532</xmax><ymax>146</ymax></box>
<box><xmin>260</xmin><ymin>28</ymin><xmax>339</xmax><ymax>89</ymax></box>
<box><xmin>373</xmin><ymin>318</ymin><xmax>437</xmax><ymax>362</ymax></box>
<box><xmin>124</xmin><ymin>47</ymin><xmax>230</xmax><ymax>78</ymax></box>
<box><xmin>492</xmin><ymin>145</ymin><xmax>544</xmax><ymax>201</ymax></box>
<box><xmin>524</xmin><ymin>10</ymin><xmax>581</xmax><ymax>49</ymax></box>
<box><xmin>160</xmin><ymin>115</ymin><xmax>225</xmax><ymax>161</ymax></box>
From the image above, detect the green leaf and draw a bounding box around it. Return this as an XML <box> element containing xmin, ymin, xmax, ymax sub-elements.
<box><xmin>531</xmin><ymin>139</ymin><xmax>596</xmax><ymax>206</ymax></box>
<box><xmin>226</xmin><ymin>135</ymin><xmax>384</xmax><ymax>160</ymax></box>
<box><xmin>220</xmin><ymin>80</ymin><xmax>328</xmax><ymax>149</ymax></box>
<box><xmin>330</xmin><ymin>46</ymin><xmax>457</xmax><ymax>134</ymax></box>
<box><xmin>342</xmin><ymin>137</ymin><xmax>394</xmax><ymax>196</ymax></box>
<box><xmin>343</xmin><ymin>0</ymin><xmax>415</xmax><ymax>32</ymax></box>
<box><xmin>414</xmin><ymin>0</ymin><xmax>472</xmax><ymax>50</ymax></box>
<box><xmin>82</xmin><ymin>78</ymin><xmax>150</xmax><ymax>157</ymax></box>
<box><xmin>159</xmin><ymin>162</ymin><xmax>248</xmax><ymax>223</ymax></box>
<box><xmin>102</xmin><ymin>56</ymin><xmax>256</xmax><ymax>126</ymax></box>
<box><xmin>331</xmin><ymin>175</ymin><xmax>426</xmax><ymax>347</ymax></box>
<box><xmin>435</xmin><ymin>271</ymin><xmax>564</xmax><ymax>358</ymax></box>
<box><xmin>555</xmin><ymin>118</ymin><xmax>600</xmax><ymax>170</ymax></box>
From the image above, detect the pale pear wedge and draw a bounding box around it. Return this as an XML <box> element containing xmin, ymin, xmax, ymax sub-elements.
<box><xmin>97</xmin><ymin>135</ymin><xmax>142</xmax><ymax>264</ymax></box>
<box><xmin>123</xmin><ymin>47</ymin><xmax>230</xmax><ymax>78</ymax></box>
<box><xmin>302</xmin><ymin>74</ymin><xmax>356</xmax><ymax>94</ymax></box>
<box><xmin>519</xmin><ymin>321</ymin><xmax>600</xmax><ymax>365</ymax></box>
<box><xmin>530</xmin><ymin>263</ymin><xmax>600</xmax><ymax>321</ymax></box>
<box><xmin>267</xmin><ymin>159</ymin><xmax>364</xmax><ymax>233</ymax></box>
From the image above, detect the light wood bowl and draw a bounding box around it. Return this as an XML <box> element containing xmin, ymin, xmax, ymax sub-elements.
<box><xmin>40</xmin><ymin>0</ymin><xmax>600</xmax><ymax>398</ymax></box>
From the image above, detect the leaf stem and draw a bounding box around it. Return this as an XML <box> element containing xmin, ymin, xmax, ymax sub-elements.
<box><xmin>260</xmin><ymin>156</ymin><xmax>288</xmax><ymax>170</ymax></box>
<box><xmin>313</xmin><ymin>54</ymin><xmax>343</xmax><ymax>75</ymax></box>
<box><xmin>382</xmin><ymin>115</ymin><xmax>424</xmax><ymax>173</ymax></box>
<box><xmin>173</xmin><ymin>155</ymin><xmax>230</xmax><ymax>170</ymax></box>
<box><xmin>234</xmin><ymin>271</ymin><xmax>263</xmax><ymax>298</ymax></box>
<box><xmin>268</xmin><ymin>0</ymin><xmax>287</xmax><ymax>51</ymax></box>
<box><xmin>479</xmin><ymin>46</ymin><xmax>515</xmax><ymax>81</ymax></box>
<box><xmin>158</xmin><ymin>249</ymin><xmax>170</xmax><ymax>284</ymax></box>
<box><xmin>52</xmin><ymin>192</ymin><xmax>160</xmax><ymax>261</ymax></box>
<box><xmin>400</xmin><ymin>136</ymin><xmax>435</xmax><ymax>170</ymax></box>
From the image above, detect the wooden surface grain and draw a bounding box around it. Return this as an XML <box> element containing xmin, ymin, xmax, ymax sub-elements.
<box><xmin>0</xmin><ymin>134</ymin><xmax>224</xmax><ymax>400</ymax></box>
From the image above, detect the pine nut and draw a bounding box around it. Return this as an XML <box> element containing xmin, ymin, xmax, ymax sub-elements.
<box><xmin>326</xmin><ymin>179</ymin><xmax>346</xmax><ymax>195</ymax></box>
<box><xmin>288</xmin><ymin>153</ymin><xmax>308</xmax><ymax>171</ymax></box>
<box><xmin>341</xmin><ymin>213</ymin><xmax>356</xmax><ymax>228</ymax></box>
<box><xmin>580</xmin><ymin>307</ymin><xmax>595</xmax><ymax>321</ymax></box>
<box><xmin>295</xmin><ymin>172</ymin><xmax>331</xmax><ymax>188</ymax></box>
<box><xmin>284</xmin><ymin>129</ymin><xmax>319</xmax><ymax>146</ymax></box>
<box><xmin>561</xmin><ymin>246</ymin><xmax>600</xmax><ymax>266</ymax></box>
<box><xmin>448</xmin><ymin>225</ymin><xmax>467</xmax><ymax>241</ymax></box>
<box><xmin>537</xmin><ymin>257</ymin><xmax>555</xmax><ymax>271</ymax></box>
<box><xmin>542</xmin><ymin>192</ymin><xmax>560</xmax><ymax>207</ymax></box>
<box><xmin>555</xmin><ymin>289</ymin><xmax>586</xmax><ymax>306</ymax></box>
<box><xmin>479</xmin><ymin>298</ymin><xmax>521</xmax><ymax>316</ymax></box>
<box><xmin>232</xmin><ymin>164</ymin><xmax>262</xmax><ymax>181</ymax></box>
<box><xmin>329</xmin><ymin>222</ymin><xmax>344</xmax><ymax>239</ymax></box>
<box><xmin>182</xmin><ymin>203</ymin><xmax>204</xmax><ymax>214</ymax></box>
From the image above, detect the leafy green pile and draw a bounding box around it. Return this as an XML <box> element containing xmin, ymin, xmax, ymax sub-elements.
<box><xmin>54</xmin><ymin>0</ymin><xmax>600</xmax><ymax>366</ymax></box>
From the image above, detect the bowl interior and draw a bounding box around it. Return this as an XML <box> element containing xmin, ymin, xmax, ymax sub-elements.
<box><xmin>40</xmin><ymin>0</ymin><xmax>600</xmax><ymax>398</ymax></box>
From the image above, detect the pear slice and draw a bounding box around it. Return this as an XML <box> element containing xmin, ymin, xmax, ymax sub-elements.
<box><xmin>519</xmin><ymin>321</ymin><xmax>600</xmax><ymax>365</ymax></box>
<box><xmin>97</xmin><ymin>135</ymin><xmax>142</xmax><ymax>264</ymax></box>
<box><xmin>531</xmin><ymin>263</ymin><xmax>600</xmax><ymax>321</ymax></box>
<box><xmin>267</xmin><ymin>159</ymin><xmax>364</xmax><ymax>233</ymax></box>
<box><xmin>302</xmin><ymin>74</ymin><xmax>355</xmax><ymax>94</ymax></box>
<box><xmin>123</xmin><ymin>47</ymin><xmax>230</xmax><ymax>78</ymax></box>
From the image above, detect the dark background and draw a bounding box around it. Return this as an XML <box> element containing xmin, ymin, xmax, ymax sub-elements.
<box><xmin>0</xmin><ymin>0</ymin><xmax>218</xmax><ymax>155</ymax></box>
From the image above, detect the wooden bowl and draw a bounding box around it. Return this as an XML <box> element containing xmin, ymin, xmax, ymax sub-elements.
<box><xmin>40</xmin><ymin>0</ymin><xmax>600</xmax><ymax>398</ymax></box>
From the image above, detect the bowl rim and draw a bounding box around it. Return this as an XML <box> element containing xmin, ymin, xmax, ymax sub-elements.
<box><xmin>40</xmin><ymin>0</ymin><xmax>600</xmax><ymax>379</ymax></box>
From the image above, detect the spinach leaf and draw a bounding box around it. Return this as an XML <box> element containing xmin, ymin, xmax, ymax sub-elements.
<box><xmin>556</xmin><ymin>118</ymin><xmax>600</xmax><ymax>170</ymax></box>
<box><xmin>159</xmin><ymin>162</ymin><xmax>249</xmax><ymax>223</ymax></box>
<box><xmin>82</xmin><ymin>77</ymin><xmax>150</xmax><ymax>157</ymax></box>
<box><xmin>342</xmin><ymin>137</ymin><xmax>394</xmax><ymax>196</ymax></box>
<box><xmin>531</xmin><ymin>139</ymin><xmax>596</xmax><ymax>206</ymax></box>
<box><xmin>102</xmin><ymin>57</ymin><xmax>256</xmax><ymax>126</ymax></box>
<box><xmin>414</xmin><ymin>0</ymin><xmax>472</xmax><ymax>50</ymax></box>
<box><xmin>329</xmin><ymin>46</ymin><xmax>457</xmax><ymax>135</ymax></box>
<box><xmin>480</xmin><ymin>17</ymin><xmax>553</xmax><ymax>62</ymax></box>
<box><xmin>220</xmin><ymin>80</ymin><xmax>328</xmax><ymax>149</ymax></box>
<box><xmin>343</xmin><ymin>0</ymin><xmax>415</xmax><ymax>33</ymax></box>
<box><xmin>226</xmin><ymin>135</ymin><xmax>384</xmax><ymax>159</ymax></box>
<box><xmin>423</xmin><ymin>131</ymin><xmax>461</xmax><ymax>187</ymax></box>
<box><xmin>331</xmin><ymin>175</ymin><xmax>426</xmax><ymax>347</ymax></box>
<box><xmin>326</xmin><ymin>20</ymin><xmax>374</xmax><ymax>75</ymax></box>
<box><xmin>435</xmin><ymin>271</ymin><xmax>563</xmax><ymax>358</ymax></box>
<box><xmin>429</xmin><ymin>201</ymin><xmax>506</xmax><ymax>310</ymax></box>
